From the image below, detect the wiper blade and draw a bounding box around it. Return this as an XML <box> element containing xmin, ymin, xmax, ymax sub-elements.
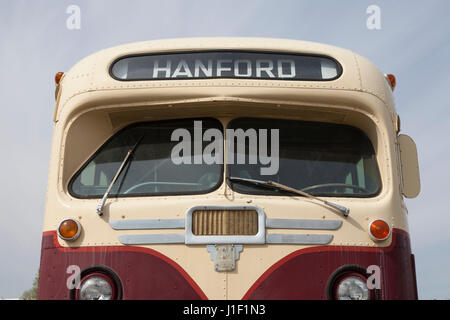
<box><xmin>227</xmin><ymin>176</ymin><xmax>350</xmax><ymax>217</ymax></box>
<box><xmin>227</xmin><ymin>176</ymin><xmax>295</xmax><ymax>194</ymax></box>
<box><xmin>96</xmin><ymin>137</ymin><xmax>143</xmax><ymax>216</ymax></box>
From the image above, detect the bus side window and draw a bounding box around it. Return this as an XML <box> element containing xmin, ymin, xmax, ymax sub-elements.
<box><xmin>356</xmin><ymin>158</ymin><xmax>366</xmax><ymax>189</ymax></box>
<box><xmin>80</xmin><ymin>162</ymin><xmax>95</xmax><ymax>186</ymax></box>
<box><xmin>99</xmin><ymin>171</ymin><xmax>108</xmax><ymax>186</ymax></box>
<box><xmin>79</xmin><ymin>161</ymin><xmax>108</xmax><ymax>187</ymax></box>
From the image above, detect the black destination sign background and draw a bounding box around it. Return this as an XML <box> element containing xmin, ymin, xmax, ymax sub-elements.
<box><xmin>111</xmin><ymin>51</ymin><xmax>341</xmax><ymax>81</ymax></box>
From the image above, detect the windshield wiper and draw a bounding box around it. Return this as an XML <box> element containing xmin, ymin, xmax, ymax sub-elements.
<box><xmin>96</xmin><ymin>137</ymin><xmax>143</xmax><ymax>216</ymax></box>
<box><xmin>227</xmin><ymin>176</ymin><xmax>350</xmax><ymax>217</ymax></box>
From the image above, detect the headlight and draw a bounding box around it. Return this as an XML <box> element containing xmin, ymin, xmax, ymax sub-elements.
<box><xmin>327</xmin><ymin>265</ymin><xmax>376</xmax><ymax>300</ymax></box>
<box><xmin>78</xmin><ymin>274</ymin><xmax>115</xmax><ymax>300</ymax></box>
<box><xmin>336</xmin><ymin>275</ymin><xmax>370</xmax><ymax>300</ymax></box>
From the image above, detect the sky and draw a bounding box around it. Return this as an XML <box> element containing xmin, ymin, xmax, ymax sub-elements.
<box><xmin>0</xmin><ymin>0</ymin><xmax>449</xmax><ymax>299</ymax></box>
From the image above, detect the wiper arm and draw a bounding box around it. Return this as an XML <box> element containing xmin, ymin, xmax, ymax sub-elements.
<box><xmin>96</xmin><ymin>137</ymin><xmax>143</xmax><ymax>216</ymax></box>
<box><xmin>227</xmin><ymin>176</ymin><xmax>350</xmax><ymax>217</ymax></box>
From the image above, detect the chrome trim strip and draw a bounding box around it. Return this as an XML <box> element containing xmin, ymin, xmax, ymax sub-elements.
<box><xmin>266</xmin><ymin>233</ymin><xmax>333</xmax><ymax>244</ymax></box>
<box><xmin>184</xmin><ymin>205</ymin><xmax>266</xmax><ymax>244</ymax></box>
<box><xmin>265</xmin><ymin>219</ymin><xmax>342</xmax><ymax>230</ymax></box>
<box><xmin>266</xmin><ymin>234</ymin><xmax>333</xmax><ymax>245</ymax></box>
<box><xmin>118</xmin><ymin>233</ymin><xmax>185</xmax><ymax>245</ymax></box>
<box><xmin>118</xmin><ymin>233</ymin><xmax>332</xmax><ymax>245</ymax></box>
<box><xmin>110</xmin><ymin>219</ymin><xmax>185</xmax><ymax>230</ymax></box>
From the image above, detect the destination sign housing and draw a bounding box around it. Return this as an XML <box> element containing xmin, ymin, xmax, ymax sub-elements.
<box><xmin>111</xmin><ymin>51</ymin><xmax>341</xmax><ymax>81</ymax></box>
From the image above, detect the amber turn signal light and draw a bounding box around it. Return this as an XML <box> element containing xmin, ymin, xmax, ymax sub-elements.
<box><xmin>55</xmin><ymin>72</ymin><xmax>64</xmax><ymax>85</ymax></box>
<box><xmin>385</xmin><ymin>73</ymin><xmax>396</xmax><ymax>91</ymax></box>
<box><xmin>58</xmin><ymin>219</ymin><xmax>81</xmax><ymax>241</ymax></box>
<box><xmin>369</xmin><ymin>219</ymin><xmax>391</xmax><ymax>241</ymax></box>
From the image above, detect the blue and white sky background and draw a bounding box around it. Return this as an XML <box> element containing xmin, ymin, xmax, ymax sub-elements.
<box><xmin>0</xmin><ymin>0</ymin><xmax>449</xmax><ymax>299</ymax></box>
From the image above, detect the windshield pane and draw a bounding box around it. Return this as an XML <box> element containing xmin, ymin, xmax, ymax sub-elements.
<box><xmin>69</xmin><ymin>118</ymin><xmax>223</xmax><ymax>198</ymax></box>
<box><xmin>227</xmin><ymin>118</ymin><xmax>381</xmax><ymax>197</ymax></box>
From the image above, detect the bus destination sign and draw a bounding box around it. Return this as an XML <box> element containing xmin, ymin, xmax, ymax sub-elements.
<box><xmin>111</xmin><ymin>51</ymin><xmax>341</xmax><ymax>81</ymax></box>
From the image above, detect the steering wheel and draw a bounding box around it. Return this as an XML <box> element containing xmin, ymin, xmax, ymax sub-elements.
<box><xmin>123</xmin><ymin>181</ymin><xmax>198</xmax><ymax>194</ymax></box>
<box><xmin>300</xmin><ymin>183</ymin><xmax>370</xmax><ymax>194</ymax></box>
<box><xmin>197</xmin><ymin>172</ymin><xmax>221</xmax><ymax>188</ymax></box>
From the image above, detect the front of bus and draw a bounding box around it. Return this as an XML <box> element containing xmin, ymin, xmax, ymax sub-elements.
<box><xmin>38</xmin><ymin>38</ymin><xmax>420</xmax><ymax>300</ymax></box>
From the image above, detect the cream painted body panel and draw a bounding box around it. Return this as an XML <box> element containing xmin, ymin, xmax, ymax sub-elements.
<box><xmin>43</xmin><ymin>38</ymin><xmax>413</xmax><ymax>300</ymax></box>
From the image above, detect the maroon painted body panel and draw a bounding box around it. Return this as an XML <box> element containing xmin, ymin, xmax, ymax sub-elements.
<box><xmin>38</xmin><ymin>231</ymin><xmax>206</xmax><ymax>300</ymax></box>
<box><xmin>38</xmin><ymin>229</ymin><xmax>417</xmax><ymax>300</ymax></box>
<box><xmin>243</xmin><ymin>229</ymin><xmax>418</xmax><ymax>300</ymax></box>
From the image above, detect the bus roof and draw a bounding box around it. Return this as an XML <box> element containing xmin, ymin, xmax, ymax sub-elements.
<box><xmin>55</xmin><ymin>37</ymin><xmax>397</xmax><ymax>123</ymax></box>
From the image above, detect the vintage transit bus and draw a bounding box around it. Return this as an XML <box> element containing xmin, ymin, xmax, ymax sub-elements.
<box><xmin>38</xmin><ymin>38</ymin><xmax>421</xmax><ymax>300</ymax></box>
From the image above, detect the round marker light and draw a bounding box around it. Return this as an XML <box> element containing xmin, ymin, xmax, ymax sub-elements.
<box><xmin>58</xmin><ymin>219</ymin><xmax>81</xmax><ymax>241</ymax></box>
<box><xmin>369</xmin><ymin>219</ymin><xmax>391</xmax><ymax>241</ymax></box>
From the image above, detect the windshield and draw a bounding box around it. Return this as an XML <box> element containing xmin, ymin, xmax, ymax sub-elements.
<box><xmin>69</xmin><ymin>117</ymin><xmax>381</xmax><ymax>199</ymax></box>
<box><xmin>227</xmin><ymin>118</ymin><xmax>381</xmax><ymax>197</ymax></box>
<box><xmin>69</xmin><ymin>118</ymin><xmax>223</xmax><ymax>198</ymax></box>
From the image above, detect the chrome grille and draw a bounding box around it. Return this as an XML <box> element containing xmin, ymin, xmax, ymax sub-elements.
<box><xmin>192</xmin><ymin>209</ymin><xmax>258</xmax><ymax>236</ymax></box>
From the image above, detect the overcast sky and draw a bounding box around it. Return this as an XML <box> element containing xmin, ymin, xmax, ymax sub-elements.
<box><xmin>0</xmin><ymin>0</ymin><xmax>449</xmax><ymax>299</ymax></box>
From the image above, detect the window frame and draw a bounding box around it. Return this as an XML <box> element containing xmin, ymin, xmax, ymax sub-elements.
<box><xmin>68</xmin><ymin>118</ymin><xmax>225</xmax><ymax>199</ymax></box>
<box><xmin>225</xmin><ymin>117</ymin><xmax>382</xmax><ymax>199</ymax></box>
